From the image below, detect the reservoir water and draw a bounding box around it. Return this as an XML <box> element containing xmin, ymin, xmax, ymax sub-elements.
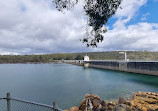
<box><xmin>0</xmin><ymin>63</ymin><xmax>158</xmax><ymax>109</ymax></box>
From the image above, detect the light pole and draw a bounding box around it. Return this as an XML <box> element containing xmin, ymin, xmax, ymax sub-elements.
<box><xmin>119</xmin><ymin>51</ymin><xmax>127</xmax><ymax>61</ymax></box>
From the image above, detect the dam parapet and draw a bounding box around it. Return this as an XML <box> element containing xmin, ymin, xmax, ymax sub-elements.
<box><xmin>55</xmin><ymin>57</ymin><xmax>158</xmax><ymax>76</ymax></box>
<box><xmin>85</xmin><ymin>60</ymin><xmax>158</xmax><ymax>76</ymax></box>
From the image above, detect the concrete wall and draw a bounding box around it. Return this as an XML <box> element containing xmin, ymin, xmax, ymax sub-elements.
<box><xmin>86</xmin><ymin>61</ymin><xmax>158</xmax><ymax>76</ymax></box>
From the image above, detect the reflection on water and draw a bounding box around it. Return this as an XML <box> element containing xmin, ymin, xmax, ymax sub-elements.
<box><xmin>0</xmin><ymin>63</ymin><xmax>158</xmax><ymax>109</ymax></box>
<box><xmin>129</xmin><ymin>78</ymin><xmax>158</xmax><ymax>88</ymax></box>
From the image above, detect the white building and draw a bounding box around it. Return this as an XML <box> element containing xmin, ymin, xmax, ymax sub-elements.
<box><xmin>84</xmin><ymin>55</ymin><xmax>89</xmax><ymax>61</ymax></box>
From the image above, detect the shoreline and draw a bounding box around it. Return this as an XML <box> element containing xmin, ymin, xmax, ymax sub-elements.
<box><xmin>0</xmin><ymin>62</ymin><xmax>58</xmax><ymax>64</ymax></box>
<box><xmin>65</xmin><ymin>91</ymin><xmax>158</xmax><ymax>111</ymax></box>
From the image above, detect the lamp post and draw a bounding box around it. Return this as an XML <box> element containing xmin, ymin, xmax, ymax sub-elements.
<box><xmin>119</xmin><ymin>51</ymin><xmax>127</xmax><ymax>61</ymax></box>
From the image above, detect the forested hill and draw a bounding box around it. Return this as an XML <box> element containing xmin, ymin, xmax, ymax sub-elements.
<box><xmin>0</xmin><ymin>51</ymin><xmax>158</xmax><ymax>63</ymax></box>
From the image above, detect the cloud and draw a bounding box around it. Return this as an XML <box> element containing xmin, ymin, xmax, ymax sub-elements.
<box><xmin>115</xmin><ymin>0</ymin><xmax>147</xmax><ymax>19</ymax></box>
<box><xmin>113</xmin><ymin>0</ymin><xmax>147</xmax><ymax>28</ymax></box>
<box><xmin>0</xmin><ymin>0</ymin><xmax>158</xmax><ymax>55</ymax></box>
<box><xmin>141</xmin><ymin>12</ymin><xmax>150</xmax><ymax>21</ymax></box>
<box><xmin>99</xmin><ymin>22</ymin><xmax>158</xmax><ymax>51</ymax></box>
<box><xmin>97</xmin><ymin>0</ymin><xmax>158</xmax><ymax>51</ymax></box>
<box><xmin>0</xmin><ymin>0</ymin><xmax>93</xmax><ymax>54</ymax></box>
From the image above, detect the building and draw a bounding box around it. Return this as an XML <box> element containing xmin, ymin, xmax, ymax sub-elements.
<box><xmin>84</xmin><ymin>55</ymin><xmax>89</xmax><ymax>61</ymax></box>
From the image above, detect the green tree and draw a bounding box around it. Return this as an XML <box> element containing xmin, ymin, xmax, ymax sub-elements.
<box><xmin>53</xmin><ymin>0</ymin><xmax>122</xmax><ymax>47</ymax></box>
<box><xmin>39</xmin><ymin>55</ymin><xmax>43</xmax><ymax>62</ymax></box>
<box><xmin>75</xmin><ymin>55</ymin><xmax>83</xmax><ymax>60</ymax></box>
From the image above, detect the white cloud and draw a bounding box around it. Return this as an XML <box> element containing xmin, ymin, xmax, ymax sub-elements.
<box><xmin>97</xmin><ymin>0</ymin><xmax>158</xmax><ymax>51</ymax></box>
<box><xmin>0</xmin><ymin>0</ymin><xmax>93</xmax><ymax>54</ymax></box>
<box><xmin>98</xmin><ymin>22</ymin><xmax>158</xmax><ymax>51</ymax></box>
<box><xmin>141</xmin><ymin>12</ymin><xmax>150</xmax><ymax>21</ymax></box>
<box><xmin>113</xmin><ymin>0</ymin><xmax>147</xmax><ymax>28</ymax></box>
<box><xmin>0</xmin><ymin>0</ymin><xmax>158</xmax><ymax>54</ymax></box>
<box><xmin>115</xmin><ymin>0</ymin><xmax>147</xmax><ymax>19</ymax></box>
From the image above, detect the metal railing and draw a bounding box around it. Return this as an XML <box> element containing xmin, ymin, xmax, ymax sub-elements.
<box><xmin>0</xmin><ymin>93</ymin><xmax>63</xmax><ymax>111</ymax></box>
<box><xmin>54</xmin><ymin>59</ymin><xmax>158</xmax><ymax>63</ymax></box>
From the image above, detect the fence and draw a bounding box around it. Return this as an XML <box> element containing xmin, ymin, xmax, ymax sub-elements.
<box><xmin>0</xmin><ymin>93</ymin><xmax>63</xmax><ymax>111</ymax></box>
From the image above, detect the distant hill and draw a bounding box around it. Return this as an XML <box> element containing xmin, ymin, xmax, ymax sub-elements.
<box><xmin>0</xmin><ymin>51</ymin><xmax>158</xmax><ymax>63</ymax></box>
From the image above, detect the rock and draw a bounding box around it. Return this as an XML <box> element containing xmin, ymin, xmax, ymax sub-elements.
<box><xmin>129</xmin><ymin>92</ymin><xmax>158</xmax><ymax>111</ymax></box>
<box><xmin>118</xmin><ymin>97</ymin><xmax>126</xmax><ymax>104</ymax></box>
<box><xmin>85</xmin><ymin>94</ymin><xmax>101</xmax><ymax>100</ymax></box>
<box><xmin>113</xmin><ymin>104</ymin><xmax>131</xmax><ymax>111</ymax></box>
<box><xmin>92</xmin><ymin>99</ymin><xmax>100</xmax><ymax>109</ymax></box>
<box><xmin>100</xmin><ymin>100</ymin><xmax>108</xmax><ymax>110</ymax></box>
<box><xmin>79</xmin><ymin>99</ymin><xmax>86</xmax><ymax>111</ymax></box>
<box><xmin>79</xmin><ymin>94</ymin><xmax>102</xmax><ymax>111</ymax></box>
<box><xmin>76</xmin><ymin>92</ymin><xmax>158</xmax><ymax>111</ymax></box>
<box><xmin>125</xmin><ymin>101</ymin><xmax>132</xmax><ymax>106</ymax></box>
<box><xmin>86</xmin><ymin>98</ymin><xmax>93</xmax><ymax>110</ymax></box>
<box><xmin>70</xmin><ymin>107</ymin><xmax>79</xmax><ymax>111</ymax></box>
<box><xmin>108</xmin><ymin>105</ymin><xmax>114</xmax><ymax>111</ymax></box>
<box><xmin>98</xmin><ymin>104</ymin><xmax>102</xmax><ymax>109</ymax></box>
<box><xmin>147</xmin><ymin>109</ymin><xmax>155</xmax><ymax>111</ymax></box>
<box><xmin>108</xmin><ymin>102</ymin><xmax>116</xmax><ymax>106</ymax></box>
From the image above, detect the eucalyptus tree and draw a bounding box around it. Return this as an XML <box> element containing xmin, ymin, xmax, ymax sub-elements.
<box><xmin>53</xmin><ymin>0</ymin><xmax>122</xmax><ymax>47</ymax></box>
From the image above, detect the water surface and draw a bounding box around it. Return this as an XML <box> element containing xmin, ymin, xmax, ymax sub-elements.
<box><xmin>0</xmin><ymin>63</ymin><xmax>158</xmax><ymax>109</ymax></box>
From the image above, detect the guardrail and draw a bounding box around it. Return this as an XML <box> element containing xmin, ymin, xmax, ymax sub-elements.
<box><xmin>55</xmin><ymin>59</ymin><xmax>158</xmax><ymax>62</ymax></box>
<box><xmin>0</xmin><ymin>93</ymin><xmax>63</xmax><ymax>111</ymax></box>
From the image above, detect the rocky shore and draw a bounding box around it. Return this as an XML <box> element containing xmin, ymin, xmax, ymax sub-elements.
<box><xmin>64</xmin><ymin>92</ymin><xmax>158</xmax><ymax>111</ymax></box>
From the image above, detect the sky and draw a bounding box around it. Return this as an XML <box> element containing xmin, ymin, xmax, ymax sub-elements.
<box><xmin>0</xmin><ymin>0</ymin><xmax>158</xmax><ymax>55</ymax></box>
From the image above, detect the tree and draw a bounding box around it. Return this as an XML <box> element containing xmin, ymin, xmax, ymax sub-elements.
<box><xmin>75</xmin><ymin>55</ymin><xmax>83</xmax><ymax>60</ymax></box>
<box><xmin>52</xmin><ymin>0</ymin><xmax>122</xmax><ymax>47</ymax></box>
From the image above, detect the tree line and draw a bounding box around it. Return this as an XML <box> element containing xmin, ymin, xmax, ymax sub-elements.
<box><xmin>0</xmin><ymin>51</ymin><xmax>158</xmax><ymax>63</ymax></box>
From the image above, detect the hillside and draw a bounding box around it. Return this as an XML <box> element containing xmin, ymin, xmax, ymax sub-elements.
<box><xmin>0</xmin><ymin>51</ymin><xmax>158</xmax><ymax>63</ymax></box>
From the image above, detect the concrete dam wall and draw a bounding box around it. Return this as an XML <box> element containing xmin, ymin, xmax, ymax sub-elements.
<box><xmin>85</xmin><ymin>61</ymin><xmax>158</xmax><ymax>76</ymax></box>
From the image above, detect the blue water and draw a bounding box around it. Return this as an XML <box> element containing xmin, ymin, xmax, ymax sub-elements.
<box><xmin>0</xmin><ymin>63</ymin><xmax>158</xmax><ymax>109</ymax></box>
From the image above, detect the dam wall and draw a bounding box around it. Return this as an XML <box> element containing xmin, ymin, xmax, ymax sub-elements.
<box><xmin>86</xmin><ymin>61</ymin><xmax>158</xmax><ymax>76</ymax></box>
